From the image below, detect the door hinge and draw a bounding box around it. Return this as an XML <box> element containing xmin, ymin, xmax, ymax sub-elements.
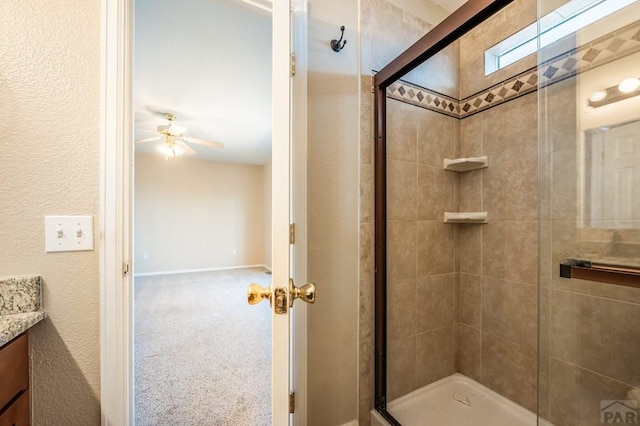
<box><xmin>289</xmin><ymin>392</ymin><xmax>295</xmax><ymax>414</ymax></box>
<box><xmin>123</xmin><ymin>261</ymin><xmax>130</xmax><ymax>277</ymax></box>
<box><xmin>291</xmin><ymin>53</ymin><xmax>296</xmax><ymax>77</ymax></box>
<box><xmin>289</xmin><ymin>223</ymin><xmax>296</xmax><ymax>244</ymax></box>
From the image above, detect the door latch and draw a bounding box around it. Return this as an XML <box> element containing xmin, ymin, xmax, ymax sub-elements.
<box><xmin>273</xmin><ymin>287</ymin><xmax>288</xmax><ymax>315</ymax></box>
<box><xmin>247</xmin><ymin>284</ymin><xmax>288</xmax><ymax>315</ymax></box>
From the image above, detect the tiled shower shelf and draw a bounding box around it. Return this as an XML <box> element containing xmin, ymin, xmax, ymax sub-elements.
<box><xmin>443</xmin><ymin>156</ymin><xmax>488</xmax><ymax>172</ymax></box>
<box><xmin>444</xmin><ymin>212</ymin><xmax>488</xmax><ymax>224</ymax></box>
<box><xmin>560</xmin><ymin>259</ymin><xmax>640</xmax><ymax>289</ymax></box>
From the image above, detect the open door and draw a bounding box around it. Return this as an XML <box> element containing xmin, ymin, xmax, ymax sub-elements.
<box><xmin>100</xmin><ymin>0</ymin><xmax>308</xmax><ymax>424</ymax></box>
<box><xmin>245</xmin><ymin>0</ymin><xmax>312</xmax><ymax>424</ymax></box>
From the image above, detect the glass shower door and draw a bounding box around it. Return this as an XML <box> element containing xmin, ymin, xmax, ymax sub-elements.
<box><xmin>537</xmin><ymin>1</ymin><xmax>640</xmax><ymax>425</ymax></box>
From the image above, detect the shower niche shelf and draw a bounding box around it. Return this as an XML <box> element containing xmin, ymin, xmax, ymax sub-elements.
<box><xmin>443</xmin><ymin>156</ymin><xmax>488</xmax><ymax>172</ymax></box>
<box><xmin>443</xmin><ymin>212</ymin><xmax>488</xmax><ymax>224</ymax></box>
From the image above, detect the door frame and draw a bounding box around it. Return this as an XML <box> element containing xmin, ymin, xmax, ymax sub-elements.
<box><xmin>99</xmin><ymin>0</ymin><xmax>309</xmax><ymax>424</ymax></box>
<box><xmin>291</xmin><ymin>1</ymin><xmax>309</xmax><ymax>425</ymax></box>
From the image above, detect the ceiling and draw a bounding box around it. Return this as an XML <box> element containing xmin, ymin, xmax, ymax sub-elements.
<box><xmin>134</xmin><ymin>0</ymin><xmax>273</xmax><ymax>164</ymax></box>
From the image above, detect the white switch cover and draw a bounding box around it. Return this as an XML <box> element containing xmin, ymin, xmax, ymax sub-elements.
<box><xmin>45</xmin><ymin>215</ymin><xmax>94</xmax><ymax>252</ymax></box>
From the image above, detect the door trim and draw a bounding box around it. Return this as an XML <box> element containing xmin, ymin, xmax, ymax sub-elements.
<box><xmin>271</xmin><ymin>0</ymin><xmax>293</xmax><ymax>422</ymax></box>
<box><xmin>100</xmin><ymin>0</ymin><xmax>309</xmax><ymax>424</ymax></box>
<box><xmin>291</xmin><ymin>1</ymin><xmax>309</xmax><ymax>424</ymax></box>
<box><xmin>100</xmin><ymin>0</ymin><xmax>134</xmax><ymax>425</ymax></box>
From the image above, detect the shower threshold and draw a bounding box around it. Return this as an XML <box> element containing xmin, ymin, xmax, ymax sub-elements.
<box><xmin>371</xmin><ymin>373</ymin><xmax>552</xmax><ymax>426</ymax></box>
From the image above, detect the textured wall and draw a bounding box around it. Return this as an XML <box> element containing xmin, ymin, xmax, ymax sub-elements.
<box><xmin>0</xmin><ymin>1</ymin><xmax>101</xmax><ymax>424</ymax></box>
<box><xmin>134</xmin><ymin>154</ymin><xmax>269</xmax><ymax>274</ymax></box>
<box><xmin>306</xmin><ymin>0</ymin><xmax>359</xmax><ymax>424</ymax></box>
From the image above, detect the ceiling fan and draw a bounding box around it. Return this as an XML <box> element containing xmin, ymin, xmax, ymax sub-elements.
<box><xmin>136</xmin><ymin>112</ymin><xmax>224</xmax><ymax>158</ymax></box>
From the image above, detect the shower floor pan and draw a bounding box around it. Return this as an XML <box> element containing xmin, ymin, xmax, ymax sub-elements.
<box><xmin>371</xmin><ymin>373</ymin><xmax>551</xmax><ymax>426</ymax></box>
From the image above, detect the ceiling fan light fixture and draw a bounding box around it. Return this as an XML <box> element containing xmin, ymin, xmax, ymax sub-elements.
<box><xmin>158</xmin><ymin>123</ymin><xmax>186</xmax><ymax>136</ymax></box>
<box><xmin>156</xmin><ymin>142</ymin><xmax>185</xmax><ymax>157</ymax></box>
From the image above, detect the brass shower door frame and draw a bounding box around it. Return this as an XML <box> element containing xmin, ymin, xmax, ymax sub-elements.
<box><xmin>373</xmin><ymin>0</ymin><xmax>515</xmax><ymax>423</ymax></box>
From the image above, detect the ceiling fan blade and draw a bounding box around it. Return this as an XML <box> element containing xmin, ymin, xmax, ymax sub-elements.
<box><xmin>136</xmin><ymin>136</ymin><xmax>162</xmax><ymax>144</ymax></box>
<box><xmin>178</xmin><ymin>140</ymin><xmax>197</xmax><ymax>156</ymax></box>
<box><xmin>183</xmin><ymin>137</ymin><xmax>224</xmax><ymax>149</ymax></box>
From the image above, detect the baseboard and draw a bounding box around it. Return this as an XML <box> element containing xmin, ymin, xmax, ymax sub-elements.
<box><xmin>339</xmin><ymin>420</ymin><xmax>359</xmax><ymax>426</ymax></box>
<box><xmin>134</xmin><ymin>264</ymin><xmax>271</xmax><ymax>277</ymax></box>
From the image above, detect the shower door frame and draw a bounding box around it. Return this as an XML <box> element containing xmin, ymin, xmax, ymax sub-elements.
<box><xmin>372</xmin><ymin>0</ymin><xmax>515</xmax><ymax>423</ymax></box>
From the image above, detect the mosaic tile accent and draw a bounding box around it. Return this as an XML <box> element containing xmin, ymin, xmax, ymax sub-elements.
<box><xmin>386</xmin><ymin>20</ymin><xmax>640</xmax><ymax>119</ymax></box>
<box><xmin>539</xmin><ymin>20</ymin><xmax>640</xmax><ymax>87</ymax></box>
<box><xmin>387</xmin><ymin>81</ymin><xmax>460</xmax><ymax>118</ymax></box>
<box><xmin>459</xmin><ymin>68</ymin><xmax>538</xmax><ymax>117</ymax></box>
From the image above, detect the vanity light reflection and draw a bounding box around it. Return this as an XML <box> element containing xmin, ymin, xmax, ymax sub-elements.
<box><xmin>588</xmin><ymin>77</ymin><xmax>640</xmax><ymax>108</ymax></box>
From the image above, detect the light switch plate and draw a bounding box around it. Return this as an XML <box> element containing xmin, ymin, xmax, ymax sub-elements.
<box><xmin>45</xmin><ymin>215</ymin><xmax>94</xmax><ymax>252</ymax></box>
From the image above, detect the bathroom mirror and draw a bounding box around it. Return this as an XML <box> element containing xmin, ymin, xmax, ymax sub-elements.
<box><xmin>582</xmin><ymin>119</ymin><xmax>640</xmax><ymax>229</ymax></box>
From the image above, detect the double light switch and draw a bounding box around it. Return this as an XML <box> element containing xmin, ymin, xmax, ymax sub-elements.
<box><xmin>44</xmin><ymin>216</ymin><xmax>94</xmax><ymax>252</ymax></box>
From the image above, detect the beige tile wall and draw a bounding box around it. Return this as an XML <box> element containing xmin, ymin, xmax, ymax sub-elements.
<box><xmin>453</xmin><ymin>3</ymin><xmax>540</xmax><ymax>409</ymax></box>
<box><xmin>386</xmin><ymin>98</ymin><xmax>458</xmax><ymax>403</ymax></box>
<box><xmin>459</xmin><ymin>0</ymin><xmax>537</xmax><ymax>99</ymax></box>
<box><xmin>359</xmin><ymin>1</ymin><xmax>442</xmax><ymax>424</ymax></box>
<box><xmin>455</xmin><ymin>90</ymin><xmax>540</xmax><ymax>413</ymax></box>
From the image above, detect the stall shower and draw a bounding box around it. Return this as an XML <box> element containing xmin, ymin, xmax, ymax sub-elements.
<box><xmin>358</xmin><ymin>0</ymin><xmax>640</xmax><ymax>425</ymax></box>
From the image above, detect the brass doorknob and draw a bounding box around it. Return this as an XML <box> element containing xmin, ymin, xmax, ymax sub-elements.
<box><xmin>289</xmin><ymin>279</ymin><xmax>317</xmax><ymax>307</ymax></box>
<box><xmin>247</xmin><ymin>283</ymin><xmax>271</xmax><ymax>305</ymax></box>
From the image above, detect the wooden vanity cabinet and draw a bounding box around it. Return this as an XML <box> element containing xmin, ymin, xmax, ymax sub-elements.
<box><xmin>0</xmin><ymin>333</ymin><xmax>30</xmax><ymax>426</ymax></box>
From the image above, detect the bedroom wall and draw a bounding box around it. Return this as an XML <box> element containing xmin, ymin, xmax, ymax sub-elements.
<box><xmin>134</xmin><ymin>154</ymin><xmax>270</xmax><ymax>274</ymax></box>
<box><xmin>262</xmin><ymin>160</ymin><xmax>272</xmax><ymax>269</ymax></box>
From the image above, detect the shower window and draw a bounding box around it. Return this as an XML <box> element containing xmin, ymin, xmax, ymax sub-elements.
<box><xmin>485</xmin><ymin>0</ymin><xmax>637</xmax><ymax>75</ymax></box>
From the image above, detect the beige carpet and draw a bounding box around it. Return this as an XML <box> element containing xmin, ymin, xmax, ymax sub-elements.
<box><xmin>134</xmin><ymin>267</ymin><xmax>272</xmax><ymax>425</ymax></box>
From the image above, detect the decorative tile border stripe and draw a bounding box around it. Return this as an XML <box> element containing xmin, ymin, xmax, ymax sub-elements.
<box><xmin>459</xmin><ymin>68</ymin><xmax>537</xmax><ymax>117</ymax></box>
<box><xmin>538</xmin><ymin>20</ymin><xmax>640</xmax><ymax>87</ymax></box>
<box><xmin>387</xmin><ymin>81</ymin><xmax>460</xmax><ymax>118</ymax></box>
<box><xmin>387</xmin><ymin>20</ymin><xmax>640</xmax><ymax>119</ymax></box>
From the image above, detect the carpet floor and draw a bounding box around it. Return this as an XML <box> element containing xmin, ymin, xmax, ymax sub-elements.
<box><xmin>134</xmin><ymin>267</ymin><xmax>272</xmax><ymax>425</ymax></box>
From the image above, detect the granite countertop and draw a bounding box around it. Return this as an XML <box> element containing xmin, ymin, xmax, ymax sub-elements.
<box><xmin>0</xmin><ymin>276</ymin><xmax>47</xmax><ymax>347</ymax></box>
<box><xmin>0</xmin><ymin>311</ymin><xmax>47</xmax><ymax>347</ymax></box>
